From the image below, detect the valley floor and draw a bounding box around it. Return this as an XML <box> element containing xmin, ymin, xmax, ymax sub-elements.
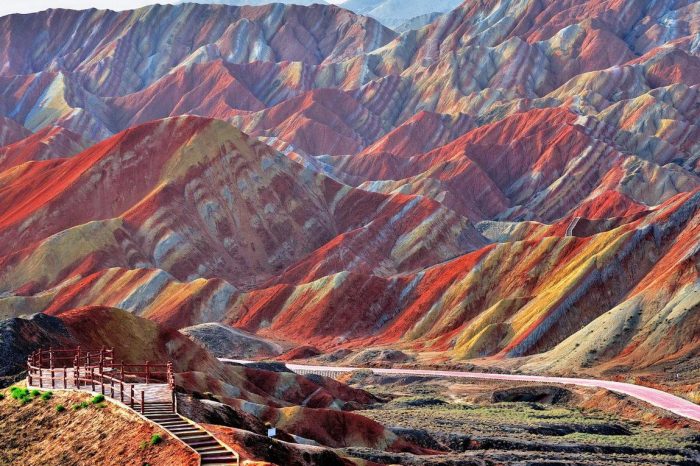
<box><xmin>342</xmin><ymin>373</ymin><xmax>700</xmax><ymax>465</ymax></box>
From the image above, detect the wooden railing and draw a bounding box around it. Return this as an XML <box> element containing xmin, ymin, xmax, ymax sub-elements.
<box><xmin>26</xmin><ymin>347</ymin><xmax>175</xmax><ymax>414</ymax></box>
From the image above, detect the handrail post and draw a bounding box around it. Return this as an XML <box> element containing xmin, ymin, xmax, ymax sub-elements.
<box><xmin>27</xmin><ymin>358</ymin><xmax>33</xmax><ymax>387</ymax></box>
<box><xmin>49</xmin><ymin>347</ymin><xmax>54</xmax><ymax>370</ymax></box>
<box><xmin>140</xmin><ymin>391</ymin><xmax>145</xmax><ymax>414</ymax></box>
<box><xmin>73</xmin><ymin>355</ymin><xmax>78</xmax><ymax>388</ymax></box>
<box><xmin>39</xmin><ymin>367</ymin><xmax>43</xmax><ymax>388</ymax></box>
<box><xmin>120</xmin><ymin>382</ymin><xmax>124</xmax><ymax>403</ymax></box>
<box><xmin>110</xmin><ymin>377</ymin><xmax>114</xmax><ymax>398</ymax></box>
<box><xmin>63</xmin><ymin>365</ymin><xmax>67</xmax><ymax>389</ymax></box>
<box><xmin>120</xmin><ymin>360</ymin><xmax>124</xmax><ymax>381</ymax></box>
<box><xmin>91</xmin><ymin>367</ymin><xmax>95</xmax><ymax>392</ymax></box>
<box><xmin>51</xmin><ymin>367</ymin><xmax>55</xmax><ymax>389</ymax></box>
<box><xmin>130</xmin><ymin>385</ymin><xmax>134</xmax><ymax>409</ymax></box>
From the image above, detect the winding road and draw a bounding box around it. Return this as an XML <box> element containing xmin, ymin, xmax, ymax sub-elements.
<box><xmin>224</xmin><ymin>360</ymin><xmax>700</xmax><ymax>424</ymax></box>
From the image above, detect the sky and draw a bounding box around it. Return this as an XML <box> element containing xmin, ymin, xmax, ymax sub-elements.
<box><xmin>0</xmin><ymin>1</ymin><xmax>344</xmax><ymax>17</ymax></box>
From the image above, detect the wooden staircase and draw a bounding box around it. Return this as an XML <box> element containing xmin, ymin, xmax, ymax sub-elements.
<box><xmin>27</xmin><ymin>347</ymin><xmax>239</xmax><ymax>466</ymax></box>
<box><xmin>143</xmin><ymin>403</ymin><xmax>239</xmax><ymax>465</ymax></box>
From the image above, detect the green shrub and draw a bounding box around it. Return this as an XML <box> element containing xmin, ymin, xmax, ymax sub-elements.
<box><xmin>41</xmin><ymin>391</ymin><xmax>53</xmax><ymax>401</ymax></box>
<box><xmin>56</xmin><ymin>404</ymin><xmax>66</xmax><ymax>413</ymax></box>
<box><xmin>72</xmin><ymin>401</ymin><xmax>89</xmax><ymax>411</ymax></box>
<box><xmin>91</xmin><ymin>394</ymin><xmax>105</xmax><ymax>404</ymax></box>
<box><xmin>0</xmin><ymin>393</ymin><xmax>5</xmax><ymax>400</ymax></box>
<box><xmin>10</xmin><ymin>387</ymin><xmax>29</xmax><ymax>400</ymax></box>
<box><xmin>30</xmin><ymin>389</ymin><xmax>41</xmax><ymax>397</ymax></box>
<box><xmin>149</xmin><ymin>434</ymin><xmax>163</xmax><ymax>446</ymax></box>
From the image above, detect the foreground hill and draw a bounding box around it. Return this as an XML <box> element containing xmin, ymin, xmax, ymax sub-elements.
<box><xmin>0</xmin><ymin>388</ymin><xmax>198</xmax><ymax>465</ymax></box>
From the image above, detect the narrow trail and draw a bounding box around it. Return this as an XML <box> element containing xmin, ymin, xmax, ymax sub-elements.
<box><xmin>225</xmin><ymin>359</ymin><xmax>700</xmax><ymax>423</ymax></box>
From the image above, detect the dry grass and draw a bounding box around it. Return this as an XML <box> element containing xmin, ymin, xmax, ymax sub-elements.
<box><xmin>0</xmin><ymin>383</ymin><xmax>197</xmax><ymax>466</ymax></box>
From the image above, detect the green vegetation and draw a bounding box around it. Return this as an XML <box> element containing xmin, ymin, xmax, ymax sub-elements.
<box><xmin>139</xmin><ymin>433</ymin><xmax>164</xmax><ymax>450</ymax></box>
<box><xmin>358</xmin><ymin>401</ymin><xmax>693</xmax><ymax>451</ymax></box>
<box><xmin>91</xmin><ymin>394</ymin><xmax>105</xmax><ymax>404</ymax></box>
<box><xmin>55</xmin><ymin>404</ymin><xmax>66</xmax><ymax>412</ymax></box>
<box><xmin>10</xmin><ymin>387</ymin><xmax>33</xmax><ymax>404</ymax></box>
<box><xmin>8</xmin><ymin>387</ymin><xmax>56</xmax><ymax>405</ymax></box>
<box><xmin>149</xmin><ymin>434</ymin><xmax>163</xmax><ymax>446</ymax></box>
<box><xmin>72</xmin><ymin>401</ymin><xmax>90</xmax><ymax>411</ymax></box>
<box><xmin>0</xmin><ymin>393</ymin><xmax>5</xmax><ymax>401</ymax></box>
<box><xmin>10</xmin><ymin>387</ymin><xmax>29</xmax><ymax>400</ymax></box>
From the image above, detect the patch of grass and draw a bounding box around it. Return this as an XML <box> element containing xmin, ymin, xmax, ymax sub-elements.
<box><xmin>10</xmin><ymin>387</ymin><xmax>34</xmax><ymax>405</ymax></box>
<box><xmin>72</xmin><ymin>401</ymin><xmax>90</xmax><ymax>411</ymax></box>
<box><xmin>0</xmin><ymin>393</ymin><xmax>4</xmax><ymax>400</ymax></box>
<box><xmin>149</xmin><ymin>434</ymin><xmax>163</xmax><ymax>446</ymax></box>
<box><xmin>91</xmin><ymin>394</ymin><xmax>105</xmax><ymax>404</ymax></box>
<box><xmin>55</xmin><ymin>404</ymin><xmax>65</xmax><ymax>413</ymax></box>
<box><xmin>40</xmin><ymin>391</ymin><xmax>53</xmax><ymax>401</ymax></box>
<box><xmin>10</xmin><ymin>387</ymin><xmax>29</xmax><ymax>400</ymax></box>
<box><xmin>30</xmin><ymin>389</ymin><xmax>41</xmax><ymax>397</ymax></box>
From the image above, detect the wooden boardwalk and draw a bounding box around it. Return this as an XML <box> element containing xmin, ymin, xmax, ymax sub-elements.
<box><xmin>27</xmin><ymin>348</ymin><xmax>239</xmax><ymax>465</ymax></box>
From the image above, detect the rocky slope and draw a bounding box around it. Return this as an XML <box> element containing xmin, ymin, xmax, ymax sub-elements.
<box><xmin>0</xmin><ymin>388</ymin><xmax>199</xmax><ymax>466</ymax></box>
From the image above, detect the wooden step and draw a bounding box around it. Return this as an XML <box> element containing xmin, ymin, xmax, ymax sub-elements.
<box><xmin>176</xmin><ymin>431</ymin><xmax>209</xmax><ymax>438</ymax></box>
<box><xmin>196</xmin><ymin>446</ymin><xmax>229</xmax><ymax>453</ymax></box>
<box><xmin>168</xmin><ymin>428</ymin><xmax>201</xmax><ymax>434</ymax></box>
<box><xmin>180</xmin><ymin>434</ymin><xmax>213</xmax><ymax>443</ymax></box>
<box><xmin>186</xmin><ymin>440</ymin><xmax>219</xmax><ymax>448</ymax></box>
<box><xmin>146</xmin><ymin>414</ymin><xmax>180</xmax><ymax>421</ymax></box>
<box><xmin>201</xmin><ymin>455</ymin><xmax>238</xmax><ymax>463</ymax></box>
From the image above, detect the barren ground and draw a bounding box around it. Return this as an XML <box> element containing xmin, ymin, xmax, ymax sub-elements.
<box><xmin>0</xmin><ymin>383</ymin><xmax>197</xmax><ymax>466</ymax></box>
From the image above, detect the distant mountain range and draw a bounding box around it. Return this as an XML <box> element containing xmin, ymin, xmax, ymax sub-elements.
<box><xmin>340</xmin><ymin>0</ymin><xmax>462</xmax><ymax>29</ymax></box>
<box><xmin>176</xmin><ymin>0</ymin><xmax>463</xmax><ymax>29</ymax></box>
<box><xmin>178</xmin><ymin>0</ymin><xmax>328</xmax><ymax>5</ymax></box>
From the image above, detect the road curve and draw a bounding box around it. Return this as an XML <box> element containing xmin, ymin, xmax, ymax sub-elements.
<box><xmin>223</xmin><ymin>359</ymin><xmax>700</xmax><ymax>423</ymax></box>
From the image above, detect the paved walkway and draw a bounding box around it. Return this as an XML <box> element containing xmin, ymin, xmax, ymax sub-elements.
<box><xmin>224</xmin><ymin>359</ymin><xmax>700</xmax><ymax>424</ymax></box>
